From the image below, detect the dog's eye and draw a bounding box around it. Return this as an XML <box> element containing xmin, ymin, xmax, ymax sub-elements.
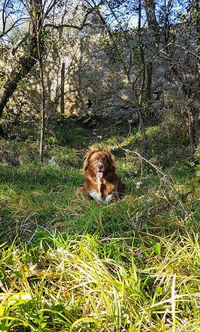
<box><xmin>103</xmin><ymin>156</ymin><xmax>108</xmax><ymax>163</ymax></box>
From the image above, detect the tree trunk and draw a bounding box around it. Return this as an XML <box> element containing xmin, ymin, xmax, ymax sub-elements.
<box><xmin>38</xmin><ymin>40</ymin><xmax>46</xmax><ymax>163</ymax></box>
<box><xmin>194</xmin><ymin>0</ymin><xmax>200</xmax><ymax>161</ymax></box>
<box><xmin>32</xmin><ymin>0</ymin><xmax>45</xmax><ymax>162</ymax></box>
<box><xmin>0</xmin><ymin>0</ymin><xmax>42</xmax><ymax>116</ymax></box>
<box><xmin>0</xmin><ymin>56</ymin><xmax>37</xmax><ymax>117</ymax></box>
<box><xmin>142</xmin><ymin>0</ymin><xmax>157</xmax><ymax>106</ymax></box>
<box><xmin>196</xmin><ymin>0</ymin><xmax>200</xmax><ymax>123</ymax></box>
<box><xmin>143</xmin><ymin>0</ymin><xmax>160</xmax><ymax>43</ymax></box>
<box><xmin>137</xmin><ymin>0</ymin><xmax>147</xmax><ymax>170</ymax></box>
<box><xmin>39</xmin><ymin>63</ymin><xmax>46</xmax><ymax>163</ymax></box>
<box><xmin>146</xmin><ymin>61</ymin><xmax>152</xmax><ymax>102</ymax></box>
<box><xmin>60</xmin><ymin>62</ymin><xmax>65</xmax><ymax>119</ymax></box>
<box><xmin>138</xmin><ymin>0</ymin><xmax>145</xmax><ymax>105</ymax></box>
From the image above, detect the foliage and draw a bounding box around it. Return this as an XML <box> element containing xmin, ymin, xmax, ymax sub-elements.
<box><xmin>99</xmin><ymin>32</ymin><xmax>124</xmax><ymax>65</ymax></box>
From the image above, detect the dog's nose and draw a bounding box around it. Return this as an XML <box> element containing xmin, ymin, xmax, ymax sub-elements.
<box><xmin>98</xmin><ymin>163</ymin><xmax>103</xmax><ymax>170</ymax></box>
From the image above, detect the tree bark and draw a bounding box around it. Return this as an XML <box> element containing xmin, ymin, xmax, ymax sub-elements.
<box><xmin>0</xmin><ymin>0</ymin><xmax>42</xmax><ymax>117</ymax></box>
<box><xmin>194</xmin><ymin>0</ymin><xmax>200</xmax><ymax>160</ymax></box>
<box><xmin>146</xmin><ymin>61</ymin><xmax>152</xmax><ymax>102</ymax></box>
<box><xmin>32</xmin><ymin>0</ymin><xmax>45</xmax><ymax>162</ymax></box>
<box><xmin>138</xmin><ymin>0</ymin><xmax>145</xmax><ymax>105</ymax></box>
<box><xmin>196</xmin><ymin>0</ymin><xmax>200</xmax><ymax>110</ymax></box>
<box><xmin>60</xmin><ymin>62</ymin><xmax>65</xmax><ymax>119</ymax></box>
<box><xmin>142</xmin><ymin>0</ymin><xmax>158</xmax><ymax>106</ymax></box>
<box><xmin>0</xmin><ymin>56</ymin><xmax>37</xmax><ymax>117</ymax></box>
<box><xmin>143</xmin><ymin>0</ymin><xmax>160</xmax><ymax>43</ymax></box>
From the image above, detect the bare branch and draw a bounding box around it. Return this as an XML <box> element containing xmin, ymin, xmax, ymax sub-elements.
<box><xmin>0</xmin><ymin>0</ymin><xmax>28</xmax><ymax>38</ymax></box>
<box><xmin>0</xmin><ymin>17</ymin><xmax>26</xmax><ymax>38</ymax></box>
<box><xmin>44</xmin><ymin>6</ymin><xmax>95</xmax><ymax>32</ymax></box>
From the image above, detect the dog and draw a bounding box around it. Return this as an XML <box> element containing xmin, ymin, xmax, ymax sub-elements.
<box><xmin>78</xmin><ymin>148</ymin><xmax>125</xmax><ymax>203</ymax></box>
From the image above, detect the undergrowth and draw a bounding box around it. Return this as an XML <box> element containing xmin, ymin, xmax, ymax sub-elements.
<box><xmin>0</xmin><ymin>121</ymin><xmax>199</xmax><ymax>331</ymax></box>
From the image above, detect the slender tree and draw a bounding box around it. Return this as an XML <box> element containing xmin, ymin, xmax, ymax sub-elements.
<box><xmin>32</xmin><ymin>0</ymin><xmax>46</xmax><ymax>162</ymax></box>
<box><xmin>196</xmin><ymin>0</ymin><xmax>200</xmax><ymax>109</ymax></box>
<box><xmin>143</xmin><ymin>0</ymin><xmax>160</xmax><ymax>42</ymax></box>
<box><xmin>194</xmin><ymin>0</ymin><xmax>200</xmax><ymax>160</ymax></box>
<box><xmin>0</xmin><ymin>0</ymin><xmax>40</xmax><ymax>116</ymax></box>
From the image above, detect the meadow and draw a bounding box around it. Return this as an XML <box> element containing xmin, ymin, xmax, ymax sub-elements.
<box><xmin>0</xmin><ymin>119</ymin><xmax>200</xmax><ymax>331</ymax></box>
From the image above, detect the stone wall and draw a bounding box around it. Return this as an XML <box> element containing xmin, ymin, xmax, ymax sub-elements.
<box><xmin>1</xmin><ymin>24</ymin><xmax>197</xmax><ymax>123</ymax></box>
<box><xmin>56</xmin><ymin>24</ymin><xmax>197</xmax><ymax>122</ymax></box>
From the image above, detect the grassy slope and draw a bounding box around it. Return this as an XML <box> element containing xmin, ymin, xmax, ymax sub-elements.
<box><xmin>0</xmin><ymin>121</ymin><xmax>200</xmax><ymax>331</ymax></box>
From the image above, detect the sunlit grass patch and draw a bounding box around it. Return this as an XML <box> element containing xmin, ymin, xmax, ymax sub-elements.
<box><xmin>0</xmin><ymin>231</ymin><xmax>200</xmax><ymax>331</ymax></box>
<box><xmin>0</xmin><ymin>162</ymin><xmax>84</xmax><ymax>241</ymax></box>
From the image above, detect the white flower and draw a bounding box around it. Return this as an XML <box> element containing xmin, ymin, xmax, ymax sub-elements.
<box><xmin>136</xmin><ymin>182</ymin><xmax>141</xmax><ymax>189</ymax></box>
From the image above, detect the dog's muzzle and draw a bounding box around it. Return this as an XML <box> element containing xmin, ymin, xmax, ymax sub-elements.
<box><xmin>97</xmin><ymin>163</ymin><xmax>104</xmax><ymax>178</ymax></box>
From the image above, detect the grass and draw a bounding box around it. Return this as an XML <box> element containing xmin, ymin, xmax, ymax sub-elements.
<box><xmin>0</xmin><ymin>120</ymin><xmax>200</xmax><ymax>331</ymax></box>
<box><xmin>1</xmin><ymin>232</ymin><xmax>200</xmax><ymax>331</ymax></box>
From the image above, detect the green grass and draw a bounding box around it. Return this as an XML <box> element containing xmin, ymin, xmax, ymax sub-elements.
<box><xmin>0</xmin><ymin>121</ymin><xmax>200</xmax><ymax>331</ymax></box>
<box><xmin>0</xmin><ymin>232</ymin><xmax>200</xmax><ymax>331</ymax></box>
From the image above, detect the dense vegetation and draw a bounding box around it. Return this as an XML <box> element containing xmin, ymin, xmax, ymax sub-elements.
<box><xmin>0</xmin><ymin>119</ymin><xmax>199</xmax><ymax>331</ymax></box>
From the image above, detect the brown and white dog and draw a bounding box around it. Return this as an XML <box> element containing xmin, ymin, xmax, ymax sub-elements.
<box><xmin>78</xmin><ymin>149</ymin><xmax>125</xmax><ymax>203</ymax></box>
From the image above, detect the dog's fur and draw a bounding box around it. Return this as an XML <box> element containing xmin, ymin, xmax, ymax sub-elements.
<box><xmin>78</xmin><ymin>149</ymin><xmax>125</xmax><ymax>203</ymax></box>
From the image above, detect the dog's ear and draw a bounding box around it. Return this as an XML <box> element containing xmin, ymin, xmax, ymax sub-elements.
<box><xmin>103</xmin><ymin>149</ymin><xmax>115</xmax><ymax>167</ymax></box>
<box><xmin>82</xmin><ymin>149</ymin><xmax>98</xmax><ymax>173</ymax></box>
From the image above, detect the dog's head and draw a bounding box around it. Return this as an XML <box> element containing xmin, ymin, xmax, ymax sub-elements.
<box><xmin>82</xmin><ymin>148</ymin><xmax>115</xmax><ymax>178</ymax></box>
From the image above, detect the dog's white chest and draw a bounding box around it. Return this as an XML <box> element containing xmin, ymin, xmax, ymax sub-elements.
<box><xmin>89</xmin><ymin>190</ymin><xmax>113</xmax><ymax>203</ymax></box>
<box><xmin>89</xmin><ymin>177</ymin><xmax>113</xmax><ymax>203</ymax></box>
